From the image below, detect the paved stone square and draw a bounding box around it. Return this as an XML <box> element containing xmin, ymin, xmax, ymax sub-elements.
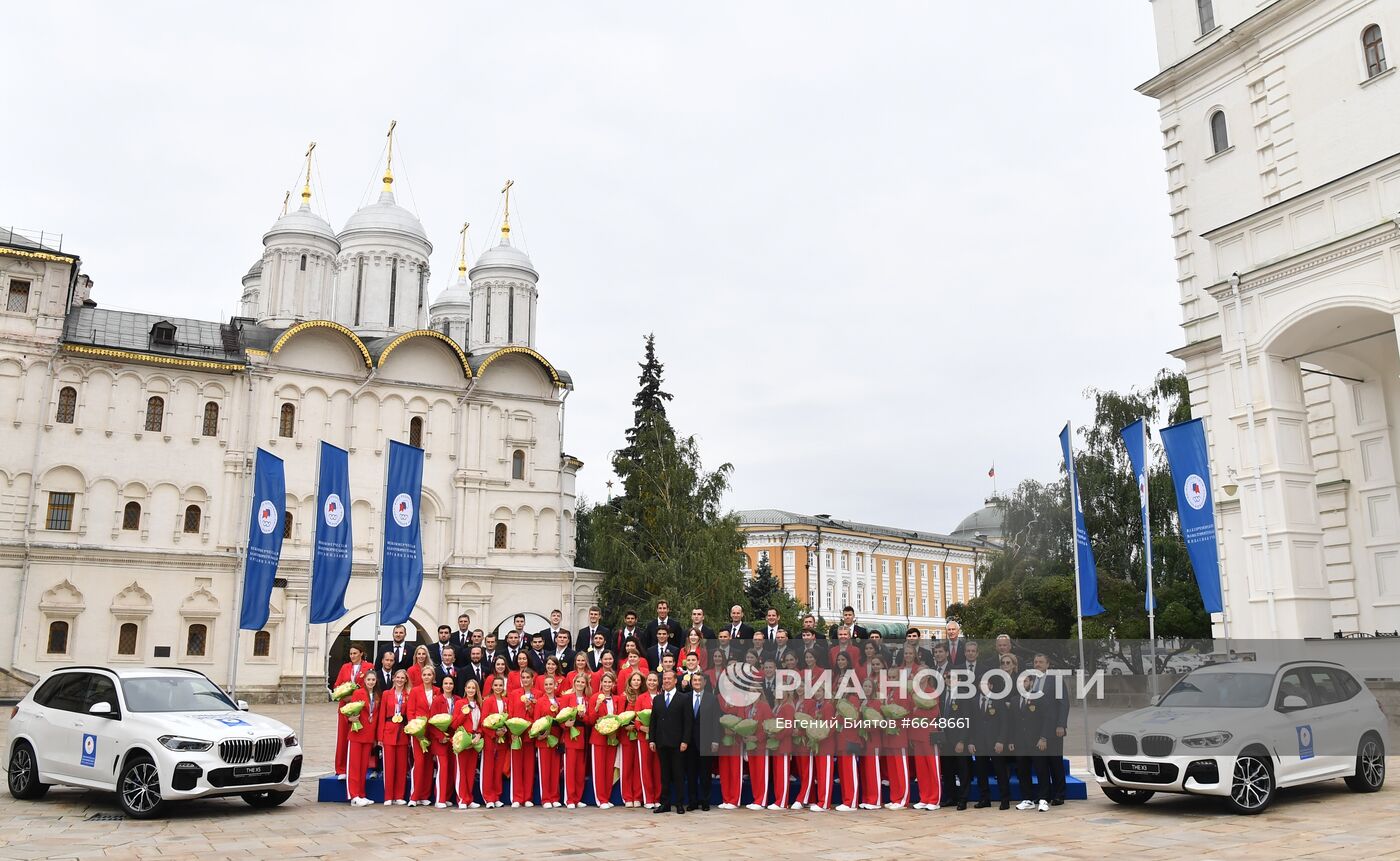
<box><xmin>1</xmin><ymin>704</ymin><xmax>1396</xmax><ymax>860</ymax></box>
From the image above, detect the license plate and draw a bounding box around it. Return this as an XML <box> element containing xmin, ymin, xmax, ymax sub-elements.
<box><xmin>233</xmin><ymin>765</ymin><xmax>273</xmax><ymax>779</ymax></box>
<box><xmin>1121</xmin><ymin>761</ymin><xmax>1160</xmax><ymax>776</ymax></box>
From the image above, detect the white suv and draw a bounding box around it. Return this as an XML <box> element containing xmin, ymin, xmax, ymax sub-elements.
<box><xmin>1092</xmin><ymin>659</ymin><xmax>1388</xmax><ymax>814</ymax></box>
<box><xmin>7</xmin><ymin>666</ymin><xmax>302</xmax><ymax>818</ymax></box>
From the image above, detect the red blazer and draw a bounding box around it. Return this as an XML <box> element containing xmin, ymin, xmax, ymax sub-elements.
<box><xmin>407</xmin><ymin>664</ymin><xmax>433</xmax><ymax>689</ymax></box>
<box><xmin>583</xmin><ymin>692</ymin><xmax>622</xmax><ymax>747</ymax></box>
<box><xmin>558</xmin><ymin>691</ymin><xmax>590</xmax><ymax>750</ymax></box>
<box><xmin>678</xmin><ymin>647</ymin><xmax>708</xmax><ymax>670</ymax></box>
<box><xmin>534</xmin><ymin>694</ymin><xmax>563</xmax><ymax>748</ymax></box>
<box><xmin>508</xmin><ymin>688</ymin><xmax>538</xmax><ymax>724</ymax></box>
<box><xmin>452</xmin><ymin>698</ymin><xmax>483</xmax><ymax>735</ymax></box>
<box><xmin>508</xmin><ymin>671</ymin><xmax>545</xmax><ymax>697</ymax></box>
<box><xmin>334</xmin><ymin>660</ymin><xmax>374</xmax><ymax>689</ymax></box>
<box><xmin>622</xmin><ymin>692</ymin><xmax>652</xmax><ymax>742</ymax></box>
<box><xmin>408</xmin><ymin>685</ymin><xmax>449</xmax><ymax>747</ymax></box>
<box><xmin>345</xmin><ymin>687</ymin><xmax>380</xmax><ymax>743</ymax></box>
<box><xmin>378</xmin><ymin>688</ymin><xmax>412</xmax><ymax>747</ymax></box>
<box><xmin>481</xmin><ymin>693</ymin><xmax>512</xmax><ymax>751</ymax></box>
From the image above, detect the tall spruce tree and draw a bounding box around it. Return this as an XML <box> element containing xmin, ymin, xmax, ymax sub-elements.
<box><xmin>615</xmin><ymin>333</ymin><xmax>673</xmax><ymax>488</ymax></box>
<box><xmin>744</xmin><ymin>553</ymin><xmax>804</xmax><ymax>631</ymax></box>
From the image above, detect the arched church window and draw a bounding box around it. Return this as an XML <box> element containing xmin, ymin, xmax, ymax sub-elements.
<box><xmin>494</xmin><ymin>523</ymin><xmax>508</xmax><ymax>549</ymax></box>
<box><xmin>1209</xmin><ymin>110</ymin><xmax>1229</xmax><ymax>155</ymax></box>
<box><xmin>183</xmin><ymin>504</ymin><xmax>202</xmax><ymax>534</ymax></box>
<box><xmin>186</xmin><ymin>623</ymin><xmax>207</xmax><ymax>657</ymax></box>
<box><xmin>279</xmin><ymin>403</ymin><xmax>295</xmax><ymax>438</ymax></box>
<box><xmin>202</xmin><ymin>401</ymin><xmax>219</xmax><ymax>437</ymax></box>
<box><xmin>122</xmin><ymin>501</ymin><xmax>141</xmax><ymax>531</ymax></box>
<box><xmin>410</xmin><ymin>416</ymin><xmax>423</xmax><ymax>448</ymax></box>
<box><xmin>1364</xmin><ymin>25</ymin><xmax>1388</xmax><ymax>78</ymax></box>
<box><xmin>118</xmin><ymin>623</ymin><xmax>138</xmax><ymax>656</ymax></box>
<box><xmin>353</xmin><ymin>256</ymin><xmax>365</xmax><ymax>327</ymax></box>
<box><xmin>47</xmin><ymin>620</ymin><xmax>69</xmax><ymax>655</ymax></box>
<box><xmin>55</xmin><ymin>386</ymin><xmax>77</xmax><ymax>424</ymax></box>
<box><xmin>388</xmin><ymin>257</ymin><xmax>399</xmax><ymax>328</ymax></box>
<box><xmin>145</xmin><ymin>396</ymin><xmax>164</xmax><ymax>432</ymax></box>
<box><xmin>299</xmin><ymin>254</ymin><xmax>307</xmax><ymax>271</ymax></box>
<box><xmin>253</xmin><ymin>630</ymin><xmax>271</xmax><ymax>657</ymax></box>
<box><xmin>512</xmin><ymin>450</ymin><xmax>525</xmax><ymax>480</ymax></box>
<box><xmin>282</xmin><ymin>511</ymin><xmax>294</xmax><ymax>540</ymax></box>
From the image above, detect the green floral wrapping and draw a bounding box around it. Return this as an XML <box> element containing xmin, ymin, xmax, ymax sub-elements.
<box><xmin>404</xmin><ymin>717</ymin><xmax>429</xmax><ymax>753</ymax></box>
<box><xmin>505</xmin><ymin>716</ymin><xmax>531</xmax><ymax>749</ymax></box>
<box><xmin>339</xmin><ymin>700</ymin><xmax>365</xmax><ymax>732</ymax></box>
<box><xmin>330</xmin><ymin>682</ymin><xmax>358</xmax><ymax>702</ymax></box>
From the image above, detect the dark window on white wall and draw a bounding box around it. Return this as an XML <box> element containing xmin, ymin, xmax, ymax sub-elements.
<box><xmin>388</xmin><ymin>258</ymin><xmax>398</xmax><ymax>328</ymax></box>
<box><xmin>1364</xmin><ymin>25</ymin><xmax>1387</xmax><ymax>78</ymax></box>
<box><xmin>1209</xmin><ymin>111</ymin><xmax>1229</xmax><ymax>155</ymax></box>
<box><xmin>145</xmin><ymin>396</ymin><xmax>164</xmax><ymax>432</ymax></box>
<box><xmin>6</xmin><ymin>280</ymin><xmax>30</xmax><ymax>312</ymax></box>
<box><xmin>122</xmin><ymin>501</ymin><xmax>141</xmax><ymax>531</ymax></box>
<box><xmin>202</xmin><ymin>402</ymin><xmax>219</xmax><ymax>436</ymax></box>
<box><xmin>353</xmin><ymin>257</ymin><xmax>365</xmax><ymax>326</ymax></box>
<box><xmin>299</xmin><ymin>254</ymin><xmax>307</xmax><ymax>271</ymax></box>
<box><xmin>55</xmin><ymin>386</ymin><xmax>77</xmax><ymax>423</ymax></box>
<box><xmin>1197</xmin><ymin>0</ymin><xmax>1214</xmax><ymax>35</ymax></box>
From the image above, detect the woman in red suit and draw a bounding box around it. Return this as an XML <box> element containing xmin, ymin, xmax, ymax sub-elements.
<box><xmin>768</xmin><ymin>685</ymin><xmax>798</xmax><ymax>810</ymax></box>
<box><xmin>407</xmin><ymin>645</ymin><xmax>432</xmax><ymax>689</ymax></box>
<box><xmin>507</xmin><ymin>666</ymin><xmax>539</xmax><ymax>807</ymax></box>
<box><xmin>378</xmin><ymin>669</ymin><xmax>411</xmax><ymax>806</ymax></box>
<box><xmin>543</xmin><ymin>656</ymin><xmax>568</xmax><ymax>696</ymax></box>
<box><xmin>678</xmin><ymin>630</ymin><xmax>708</xmax><ymax>672</ymax></box>
<box><xmin>535</xmin><ymin>673</ymin><xmax>564</xmax><ymax>807</ymax></box>
<box><xmin>909</xmin><ymin>666</ymin><xmax>942</xmax><ymax>810</ymax></box>
<box><xmin>480</xmin><ymin>675</ymin><xmax>511</xmax><ymax>808</ymax></box>
<box><xmin>508</xmin><ymin>650</ymin><xmax>532</xmax><ymax>691</ymax></box>
<box><xmin>803</xmin><ymin>695</ymin><xmax>837</xmax><ymax>812</ymax></box>
<box><xmin>857</xmin><ymin>672</ymin><xmax>886</xmax><ymax>809</ymax></box>
<box><xmin>451</xmin><ymin>678</ymin><xmax>483</xmax><ymax>809</ymax></box>
<box><xmin>558</xmin><ymin>673</ymin><xmax>591</xmax><ymax>808</ymax></box>
<box><xmin>877</xmin><ymin>666</ymin><xmax>912</xmax><ymax>809</ymax></box>
<box><xmin>565</xmin><ymin>652</ymin><xmax>591</xmax><ymax>690</ymax></box>
<box><xmin>332</xmin><ymin>644</ymin><xmax>374</xmax><ymax>780</ymax></box>
<box><xmin>715</xmin><ymin>686</ymin><xmax>744</xmax><ymax>808</ymax></box>
<box><xmin>590</xmin><ymin>650</ymin><xmax>618</xmax><ymax>692</ymax></box>
<box><xmin>584</xmin><ymin>670</ymin><xmax>621</xmax><ymax>808</ymax></box>
<box><xmin>438</xmin><ymin>675</ymin><xmax>461</xmax><ymax>806</ymax></box>
<box><xmin>641</xmin><ymin>671</ymin><xmax>662</xmax><ymax>805</ymax></box>
<box><xmin>617</xmin><ymin>671</ymin><xmax>649</xmax><ymax>807</ymax></box>
<box><xmin>487</xmin><ymin>655</ymin><xmax>511</xmax><ymax>696</ymax></box>
<box><xmin>616</xmin><ymin>648</ymin><xmax>648</xmax><ymax>694</ymax></box>
<box><xmin>709</xmin><ymin>649</ymin><xmax>728</xmax><ymax>687</ymax></box>
<box><xmin>345</xmin><ymin>668</ymin><xmax>380</xmax><ymax>806</ymax></box>
<box><xmin>744</xmin><ymin>689</ymin><xmax>774</xmax><ymax>810</ymax></box>
<box><xmin>407</xmin><ymin>664</ymin><xmax>449</xmax><ymax>807</ymax></box>
<box><xmin>834</xmin><ymin>680</ymin><xmax>865</xmax><ymax>811</ymax></box>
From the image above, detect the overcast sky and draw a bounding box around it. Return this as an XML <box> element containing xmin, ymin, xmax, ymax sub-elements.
<box><xmin>8</xmin><ymin>2</ymin><xmax>1178</xmax><ymax>534</ymax></box>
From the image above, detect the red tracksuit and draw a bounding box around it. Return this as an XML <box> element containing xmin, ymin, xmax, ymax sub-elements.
<box><xmin>535</xmin><ymin>693</ymin><xmax>563</xmax><ymax>804</ymax></box>
<box><xmin>480</xmin><ymin>693</ymin><xmax>511</xmax><ymax>804</ymax></box>
<box><xmin>770</xmin><ymin>700</ymin><xmax>796</xmax><ymax>807</ymax></box>
<box><xmin>746</xmin><ymin>698</ymin><xmax>774</xmax><ymax>807</ymax></box>
<box><xmin>717</xmin><ymin>695</ymin><xmax>745</xmax><ymax>806</ymax></box>
<box><xmin>450</xmin><ymin>698</ymin><xmax>482</xmax><ymax>806</ymax></box>
<box><xmin>378</xmin><ymin>688</ymin><xmax>411</xmax><ymax>803</ymax></box>
<box><xmin>332</xmin><ymin>660</ymin><xmax>373</xmax><ymax>776</ymax></box>
<box><xmin>344</xmin><ymin>687</ymin><xmax>379</xmax><ymax>801</ymax></box>
<box><xmin>910</xmin><ymin>695</ymin><xmax>942</xmax><ymax>807</ymax></box>
<box><xmin>618</xmin><ymin>693</ymin><xmax>651</xmax><ymax>805</ymax></box>
<box><xmin>508</xmin><ymin>690</ymin><xmax>538</xmax><ymax>804</ymax></box>
<box><xmin>807</xmin><ymin>699</ymin><xmax>838</xmax><ymax>810</ymax></box>
<box><xmin>558</xmin><ymin>691</ymin><xmax>590</xmax><ymax>806</ymax></box>
<box><xmin>836</xmin><ymin>694</ymin><xmax>864</xmax><ymax>807</ymax></box>
<box><xmin>880</xmin><ymin>694</ymin><xmax>912</xmax><ymax>807</ymax></box>
<box><xmin>407</xmin><ymin>685</ymin><xmax>449</xmax><ymax>803</ymax></box>
<box><xmin>640</xmin><ymin>692</ymin><xmax>661</xmax><ymax>805</ymax></box>
<box><xmin>584</xmin><ymin>692</ymin><xmax>621</xmax><ymax>806</ymax></box>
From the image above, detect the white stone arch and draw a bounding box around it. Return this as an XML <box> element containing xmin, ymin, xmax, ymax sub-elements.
<box><xmin>490</xmin><ymin>505</ymin><xmax>513</xmax><ymax>550</ymax></box>
<box><xmin>513</xmin><ymin>505</ymin><xmax>536</xmax><ymax>552</ymax></box>
<box><xmin>38</xmin><ymin>579</ymin><xmax>85</xmax><ymax>661</ymax></box>
<box><xmin>538</xmin><ymin>506</ymin><xmax>559</xmax><ymax>553</ymax></box>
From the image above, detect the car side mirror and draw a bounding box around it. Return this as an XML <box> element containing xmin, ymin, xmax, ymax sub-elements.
<box><xmin>237</xmin><ymin>699</ymin><xmax>250</xmax><ymax>712</ymax></box>
<box><xmin>1149</xmin><ymin>694</ymin><xmax>1162</xmax><ymax>706</ymax></box>
<box><xmin>88</xmin><ymin>701</ymin><xmax>114</xmax><ymax>717</ymax></box>
<box><xmin>1279</xmin><ymin>695</ymin><xmax>1307</xmax><ymax>712</ymax></box>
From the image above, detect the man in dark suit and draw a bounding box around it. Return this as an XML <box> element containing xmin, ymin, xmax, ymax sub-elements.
<box><xmin>480</xmin><ymin>633</ymin><xmax>500</xmax><ymax>669</ymax></box>
<box><xmin>449</xmin><ymin>614</ymin><xmax>474</xmax><ymax>667</ymax></box>
<box><xmin>649</xmin><ymin>669</ymin><xmax>693</xmax><ymax>815</ymax></box>
<box><xmin>797</xmin><ymin>630</ymin><xmax>829</xmax><ymax>668</ymax></box>
<box><xmin>684</xmin><ymin>670</ymin><xmax>720</xmax><ymax>810</ymax></box>
<box><xmin>942</xmin><ymin>620</ymin><xmax>966</xmax><ymax>668</ymax></box>
<box><xmin>759</xmin><ymin>608</ymin><xmax>782</xmax><ymax>645</ymax></box>
<box><xmin>724</xmin><ymin>605</ymin><xmax>755</xmax><ymax>655</ymax></box>
<box><xmin>527</xmin><ymin>634</ymin><xmax>549</xmax><ymax>674</ymax></box>
<box><xmin>435</xmin><ymin>647</ymin><xmax>462</xmax><ymax>688</ymax></box>
<box><xmin>538</xmin><ymin>608</ymin><xmax>570</xmax><ymax>651</ymax></box>
<box><xmin>550</xmin><ymin>629</ymin><xmax>575</xmax><ymax>669</ymax></box>
<box><xmin>800</xmin><ymin>614</ymin><xmax>826</xmax><ymax>640</ymax></box>
<box><xmin>462</xmin><ymin>646</ymin><xmax>490</xmax><ymax>691</ymax></box>
<box><xmin>427</xmin><ymin>625</ymin><xmax>454</xmax><ymax>667</ymax></box>
<box><xmin>643</xmin><ymin>600</ymin><xmax>684</xmax><ymax>651</ymax></box>
<box><xmin>503</xmin><ymin>630</ymin><xmax>523</xmax><ymax>668</ymax></box>
<box><xmin>1035</xmin><ymin>652</ymin><xmax>1070</xmax><ymax>806</ymax></box>
<box><xmin>940</xmin><ymin>668</ymin><xmax>972</xmax><ymax>810</ymax></box>
<box><xmin>686</xmin><ymin>607</ymin><xmax>716</xmax><ymax>641</ymax></box>
<box><xmin>378</xmin><ymin>624</ymin><xmax>413</xmax><ymax>672</ymax></box>
<box><xmin>374</xmin><ymin>651</ymin><xmax>397</xmax><ymax>691</ymax></box>
<box><xmin>613</xmin><ymin>611</ymin><xmax>642</xmax><ymax>655</ymax></box>
<box><xmin>585</xmin><ymin>632</ymin><xmax>609</xmax><ymax>671</ymax></box>
<box><xmin>576</xmin><ymin>606</ymin><xmax>610</xmax><ymax>658</ymax></box>
<box><xmin>769</xmin><ymin>628</ymin><xmax>793</xmax><ymax>667</ymax></box>
<box><xmin>955</xmin><ymin>640</ymin><xmax>984</xmax><ymax>682</ymax></box>
<box><xmin>827</xmin><ymin>606</ymin><xmax>869</xmax><ymax>641</ymax></box>
<box><xmin>646</xmin><ymin>627</ymin><xmax>679</xmax><ymax>671</ymax></box>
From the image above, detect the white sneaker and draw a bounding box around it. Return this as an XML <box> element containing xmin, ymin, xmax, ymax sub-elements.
<box><xmin>597</xmin><ymin>802</ymin><xmax>612</xmax><ymax>809</ymax></box>
<box><xmin>718</xmin><ymin>802</ymin><xmax>736</xmax><ymax>810</ymax></box>
<box><xmin>511</xmin><ymin>802</ymin><xmax>521</xmax><ymax>808</ymax></box>
<box><xmin>406</xmin><ymin>800</ymin><xmax>417</xmax><ymax>807</ymax></box>
<box><xmin>394</xmin><ymin>799</ymin><xmax>408</xmax><ymax>806</ymax></box>
<box><xmin>469</xmin><ymin>802</ymin><xmax>480</xmax><ymax>809</ymax></box>
<box><xmin>383</xmin><ymin>800</ymin><xmax>393</xmax><ymax>806</ymax></box>
<box><xmin>335</xmin><ymin>774</ymin><xmax>346</xmax><ymax>781</ymax></box>
<box><xmin>566</xmin><ymin>803</ymin><xmax>577</xmax><ymax>809</ymax></box>
<box><xmin>1038</xmin><ymin>800</ymin><xmax>1049</xmax><ymax>812</ymax></box>
<box><xmin>524</xmin><ymin>801</ymin><xmax>534</xmax><ymax>808</ymax></box>
<box><xmin>434</xmin><ymin>802</ymin><xmax>447</xmax><ymax>809</ymax></box>
<box><xmin>885</xmin><ymin>803</ymin><xmax>904</xmax><ymax>810</ymax></box>
<box><xmin>1017</xmin><ymin>800</ymin><xmax>1035</xmax><ymax>810</ymax></box>
<box><xmin>809</xmin><ymin>805</ymin><xmax>826</xmax><ymax>812</ymax></box>
<box><xmin>458</xmin><ymin>802</ymin><xmax>469</xmax><ymax>810</ymax></box>
<box><xmin>834</xmin><ymin>804</ymin><xmax>854</xmax><ymax>812</ymax></box>
<box><xmin>745</xmin><ymin>803</ymin><xmax>765</xmax><ymax>810</ymax></box>
<box><xmin>926</xmin><ymin>803</ymin><xmax>940</xmax><ymax>811</ymax></box>
<box><xmin>767</xmin><ymin>803</ymin><xmax>783</xmax><ymax>810</ymax></box>
<box><xmin>790</xmin><ymin>802</ymin><xmax>804</xmax><ymax>810</ymax></box>
<box><xmin>859</xmin><ymin>803</ymin><xmax>876</xmax><ymax>810</ymax></box>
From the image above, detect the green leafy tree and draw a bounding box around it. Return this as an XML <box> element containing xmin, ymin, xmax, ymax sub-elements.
<box><xmin>744</xmin><ymin>553</ymin><xmax>806</xmax><ymax>632</ymax></box>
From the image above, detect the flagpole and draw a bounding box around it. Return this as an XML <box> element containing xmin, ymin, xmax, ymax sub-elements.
<box><xmin>299</xmin><ymin>446</ymin><xmax>325</xmax><ymax>749</ymax></box>
<box><xmin>228</xmin><ymin>447</ymin><xmax>256</xmax><ymax>699</ymax></box>
<box><xmin>1065</xmin><ymin>421</ymin><xmax>1092</xmax><ymax>771</ymax></box>
<box><xmin>372</xmin><ymin>445</ymin><xmax>393</xmax><ymax>679</ymax></box>
<box><xmin>1143</xmin><ymin>420</ymin><xmax>1158</xmax><ymax>697</ymax></box>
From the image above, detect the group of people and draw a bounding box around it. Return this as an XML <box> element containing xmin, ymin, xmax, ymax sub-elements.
<box><xmin>328</xmin><ymin>603</ymin><xmax>1072</xmax><ymax>814</ymax></box>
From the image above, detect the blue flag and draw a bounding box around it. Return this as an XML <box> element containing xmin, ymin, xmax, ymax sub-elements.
<box><xmin>239</xmin><ymin>449</ymin><xmax>285</xmax><ymax>631</ymax></box>
<box><xmin>1060</xmin><ymin>423</ymin><xmax>1106</xmax><ymax>617</ymax></box>
<box><xmin>310</xmin><ymin>442</ymin><xmax>354</xmax><ymax>625</ymax></box>
<box><xmin>1159</xmin><ymin>418</ymin><xmax>1224</xmax><ymax>614</ymax></box>
<box><xmin>379</xmin><ymin>440</ymin><xmax>425</xmax><ymax>626</ymax></box>
<box><xmin>1119</xmin><ymin>419</ymin><xmax>1157</xmax><ymax>613</ymax></box>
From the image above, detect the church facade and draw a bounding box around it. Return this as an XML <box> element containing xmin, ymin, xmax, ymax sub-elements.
<box><xmin>0</xmin><ymin>160</ymin><xmax>597</xmax><ymax>699</ymax></box>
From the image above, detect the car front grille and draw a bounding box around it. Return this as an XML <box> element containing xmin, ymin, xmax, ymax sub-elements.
<box><xmin>1108</xmin><ymin>760</ymin><xmax>1179</xmax><ymax>785</ymax></box>
<box><xmin>1111</xmin><ymin>733</ymin><xmax>1138</xmax><ymax>756</ymax></box>
<box><xmin>1142</xmin><ymin>734</ymin><xmax>1174</xmax><ymax>757</ymax></box>
<box><xmin>219</xmin><ymin>737</ymin><xmax>283</xmax><ymax>764</ymax></box>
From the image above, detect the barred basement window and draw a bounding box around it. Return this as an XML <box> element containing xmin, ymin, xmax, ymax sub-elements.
<box><xmin>279</xmin><ymin>403</ymin><xmax>295</xmax><ymax>438</ymax></box>
<box><xmin>186</xmin><ymin>623</ymin><xmax>207</xmax><ymax>657</ymax></box>
<box><xmin>202</xmin><ymin>401</ymin><xmax>219</xmax><ymax>436</ymax></box>
<box><xmin>409</xmin><ymin>416</ymin><xmax>423</xmax><ymax>448</ymax></box>
<box><xmin>118</xmin><ymin>623</ymin><xmax>138</xmax><ymax>656</ymax></box>
<box><xmin>282</xmin><ymin>511</ymin><xmax>293</xmax><ymax>540</ymax></box>
<box><xmin>55</xmin><ymin>386</ymin><xmax>77</xmax><ymax>423</ymax></box>
<box><xmin>145</xmin><ymin>396</ymin><xmax>164</xmax><ymax>432</ymax></box>
<box><xmin>253</xmin><ymin>630</ymin><xmax>271</xmax><ymax>657</ymax></box>
<box><xmin>46</xmin><ymin>620</ymin><xmax>69</xmax><ymax>655</ymax></box>
<box><xmin>1364</xmin><ymin>25</ymin><xmax>1388</xmax><ymax>78</ymax></box>
<box><xmin>6</xmin><ymin>280</ymin><xmax>30</xmax><ymax>313</ymax></box>
<box><xmin>511</xmin><ymin>449</ymin><xmax>525</xmax><ymax>480</ymax></box>
<box><xmin>494</xmin><ymin>522</ymin><xmax>508</xmax><ymax>549</ymax></box>
<box><xmin>183</xmin><ymin>504</ymin><xmax>202</xmax><ymax>534</ymax></box>
<box><xmin>45</xmin><ymin>492</ymin><xmax>75</xmax><ymax>531</ymax></box>
<box><xmin>122</xmin><ymin>501</ymin><xmax>141</xmax><ymax>530</ymax></box>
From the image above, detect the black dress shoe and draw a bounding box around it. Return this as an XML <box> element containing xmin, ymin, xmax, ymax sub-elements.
<box><xmin>956</xmin><ymin>801</ymin><xmax>968</xmax><ymax>811</ymax></box>
<box><xmin>675</xmin><ymin>806</ymin><xmax>685</xmax><ymax>814</ymax></box>
<box><xmin>686</xmin><ymin>802</ymin><xmax>699</xmax><ymax>811</ymax></box>
<box><xmin>1051</xmin><ymin>798</ymin><xmax>1064</xmax><ymax>806</ymax></box>
<box><xmin>700</xmin><ymin>804</ymin><xmax>710</xmax><ymax>811</ymax></box>
<box><xmin>999</xmin><ymin>800</ymin><xmax>1010</xmax><ymax>810</ymax></box>
<box><xmin>975</xmin><ymin>799</ymin><xmax>991</xmax><ymax>809</ymax></box>
<box><xmin>654</xmin><ymin>806</ymin><xmax>671</xmax><ymax>814</ymax></box>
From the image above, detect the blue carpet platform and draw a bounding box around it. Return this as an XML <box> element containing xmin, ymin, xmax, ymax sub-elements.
<box><xmin>318</xmin><ymin>759</ymin><xmax>1086</xmax><ymax>805</ymax></box>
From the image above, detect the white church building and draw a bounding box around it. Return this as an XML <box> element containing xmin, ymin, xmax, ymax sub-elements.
<box><xmin>1141</xmin><ymin>0</ymin><xmax>1400</xmax><ymax>638</ymax></box>
<box><xmin>0</xmin><ymin>153</ymin><xmax>597</xmax><ymax>699</ymax></box>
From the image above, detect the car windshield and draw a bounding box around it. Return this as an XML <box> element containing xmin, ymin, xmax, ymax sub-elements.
<box><xmin>1156</xmin><ymin>671</ymin><xmax>1274</xmax><ymax>708</ymax></box>
<box><xmin>121</xmin><ymin>675</ymin><xmax>237</xmax><ymax>713</ymax></box>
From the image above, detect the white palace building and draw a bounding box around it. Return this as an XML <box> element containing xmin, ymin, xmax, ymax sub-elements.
<box><xmin>1141</xmin><ymin>0</ymin><xmax>1400</xmax><ymax>638</ymax></box>
<box><xmin>0</xmin><ymin>150</ymin><xmax>597</xmax><ymax>699</ymax></box>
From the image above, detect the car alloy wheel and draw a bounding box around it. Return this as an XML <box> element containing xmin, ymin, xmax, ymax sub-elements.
<box><xmin>1346</xmin><ymin>735</ymin><xmax>1386</xmax><ymax>792</ymax></box>
<box><xmin>9</xmin><ymin>747</ymin><xmax>33</xmax><ymax>794</ymax></box>
<box><xmin>121</xmin><ymin>761</ymin><xmax>162</xmax><ymax>816</ymax></box>
<box><xmin>1229</xmin><ymin>756</ymin><xmax>1272</xmax><ymax>813</ymax></box>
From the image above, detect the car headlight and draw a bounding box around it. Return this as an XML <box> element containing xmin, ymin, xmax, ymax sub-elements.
<box><xmin>159</xmin><ymin>735</ymin><xmax>213</xmax><ymax>752</ymax></box>
<box><xmin>284</xmin><ymin>734</ymin><xmax>299</xmax><ymax>749</ymax></box>
<box><xmin>1093</xmin><ymin>730</ymin><xmax>1111</xmax><ymax>745</ymax></box>
<box><xmin>1181</xmin><ymin>730</ymin><xmax>1233</xmax><ymax>749</ymax></box>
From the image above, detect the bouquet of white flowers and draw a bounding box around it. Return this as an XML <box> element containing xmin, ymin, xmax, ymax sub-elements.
<box><xmin>339</xmin><ymin>701</ymin><xmax>365</xmax><ymax>732</ymax></box>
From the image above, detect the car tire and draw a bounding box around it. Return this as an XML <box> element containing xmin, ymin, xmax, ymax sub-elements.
<box><xmin>1102</xmin><ymin>787</ymin><xmax>1154</xmax><ymax>806</ymax></box>
<box><xmin>1344</xmin><ymin>733</ymin><xmax>1385</xmax><ymax>793</ymax></box>
<box><xmin>241</xmin><ymin>789</ymin><xmax>294</xmax><ymax>808</ymax></box>
<box><xmin>117</xmin><ymin>754</ymin><xmax>167</xmax><ymax>819</ymax></box>
<box><xmin>1226</xmin><ymin>754</ymin><xmax>1274</xmax><ymax>815</ymax></box>
<box><xmin>7</xmin><ymin>741</ymin><xmax>50</xmax><ymax>800</ymax></box>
